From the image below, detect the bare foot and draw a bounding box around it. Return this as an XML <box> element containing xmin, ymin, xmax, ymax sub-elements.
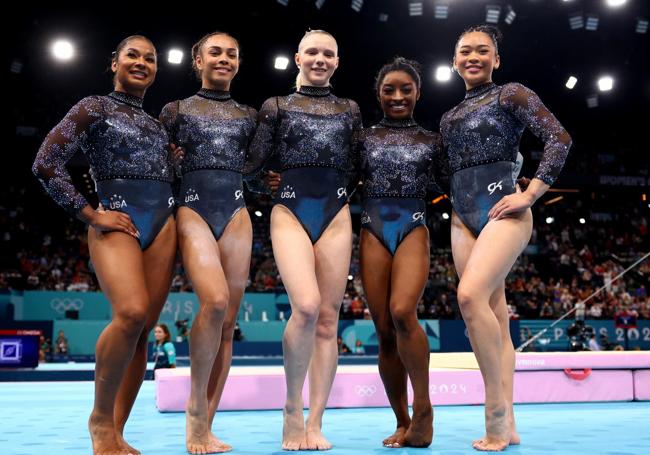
<box><xmin>208</xmin><ymin>433</ymin><xmax>232</xmax><ymax>452</ymax></box>
<box><xmin>305</xmin><ymin>426</ymin><xmax>332</xmax><ymax>451</ymax></box>
<box><xmin>473</xmin><ymin>406</ymin><xmax>520</xmax><ymax>447</ymax></box>
<box><xmin>186</xmin><ymin>403</ymin><xmax>228</xmax><ymax>454</ymax></box>
<box><xmin>472</xmin><ymin>405</ymin><xmax>510</xmax><ymax>452</ymax></box>
<box><xmin>282</xmin><ymin>405</ymin><xmax>306</xmax><ymax>451</ymax></box>
<box><xmin>404</xmin><ymin>405</ymin><xmax>433</xmax><ymax>448</ymax></box>
<box><xmin>116</xmin><ymin>433</ymin><xmax>141</xmax><ymax>455</ymax></box>
<box><xmin>89</xmin><ymin>412</ymin><xmax>131</xmax><ymax>455</ymax></box>
<box><xmin>383</xmin><ymin>425</ymin><xmax>408</xmax><ymax>448</ymax></box>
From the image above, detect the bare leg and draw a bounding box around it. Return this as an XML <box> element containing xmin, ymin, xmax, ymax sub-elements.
<box><xmin>114</xmin><ymin>218</ymin><xmax>176</xmax><ymax>455</ymax></box>
<box><xmin>451</xmin><ymin>210</ymin><xmax>532</xmax><ymax>451</ymax></box>
<box><xmin>390</xmin><ymin>227</ymin><xmax>433</xmax><ymax>448</ymax></box>
<box><xmin>205</xmin><ymin>209</ymin><xmax>252</xmax><ymax>451</ymax></box>
<box><xmin>360</xmin><ymin>229</ymin><xmax>410</xmax><ymax>448</ymax></box>
<box><xmin>87</xmin><ymin>229</ymin><xmax>149</xmax><ymax>455</ymax></box>
<box><xmin>488</xmin><ymin>285</ymin><xmax>520</xmax><ymax>445</ymax></box>
<box><xmin>305</xmin><ymin>206</ymin><xmax>352</xmax><ymax>450</ymax></box>
<box><xmin>176</xmin><ymin>207</ymin><xmax>231</xmax><ymax>454</ymax></box>
<box><xmin>271</xmin><ymin>205</ymin><xmax>320</xmax><ymax>451</ymax></box>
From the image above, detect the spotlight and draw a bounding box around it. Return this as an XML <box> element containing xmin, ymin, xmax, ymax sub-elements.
<box><xmin>598</xmin><ymin>76</ymin><xmax>614</xmax><ymax>92</ymax></box>
<box><xmin>606</xmin><ymin>0</ymin><xmax>627</xmax><ymax>7</ymax></box>
<box><xmin>351</xmin><ymin>0</ymin><xmax>363</xmax><ymax>12</ymax></box>
<box><xmin>378</xmin><ymin>13</ymin><xmax>389</xmax><ymax>22</ymax></box>
<box><xmin>442</xmin><ymin>212</ymin><xmax>450</xmax><ymax>220</ymax></box>
<box><xmin>566</xmin><ymin>76</ymin><xmax>578</xmax><ymax>89</ymax></box>
<box><xmin>277</xmin><ymin>0</ymin><xmax>289</xmax><ymax>6</ymax></box>
<box><xmin>254</xmin><ymin>211</ymin><xmax>262</xmax><ymax>217</ymax></box>
<box><xmin>347</xmin><ymin>275</ymin><xmax>354</xmax><ymax>281</ymax></box>
<box><xmin>545</xmin><ymin>217</ymin><xmax>555</xmax><ymax>224</ymax></box>
<box><xmin>579</xmin><ymin>218</ymin><xmax>586</xmax><ymax>224</ymax></box>
<box><xmin>168</xmin><ymin>49</ymin><xmax>183</xmax><ymax>65</ymax></box>
<box><xmin>274</xmin><ymin>56</ymin><xmax>290</xmax><ymax>70</ymax></box>
<box><xmin>435</xmin><ymin>65</ymin><xmax>452</xmax><ymax>82</ymax></box>
<box><xmin>51</xmin><ymin>40</ymin><xmax>75</xmax><ymax>61</ymax></box>
<box><xmin>315</xmin><ymin>0</ymin><xmax>326</xmax><ymax>9</ymax></box>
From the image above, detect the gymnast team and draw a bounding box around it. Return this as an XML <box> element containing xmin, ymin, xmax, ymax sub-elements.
<box><xmin>32</xmin><ymin>25</ymin><xmax>571</xmax><ymax>454</ymax></box>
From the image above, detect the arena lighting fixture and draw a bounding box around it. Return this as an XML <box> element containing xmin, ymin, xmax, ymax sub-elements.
<box><xmin>636</xmin><ymin>18</ymin><xmax>648</xmax><ymax>34</ymax></box>
<box><xmin>315</xmin><ymin>0</ymin><xmax>326</xmax><ymax>9</ymax></box>
<box><xmin>569</xmin><ymin>12</ymin><xmax>584</xmax><ymax>30</ymax></box>
<box><xmin>434</xmin><ymin>2</ymin><xmax>449</xmax><ymax>20</ymax></box>
<box><xmin>442</xmin><ymin>213</ymin><xmax>450</xmax><ymax>220</ymax></box>
<box><xmin>274</xmin><ymin>56</ymin><xmax>290</xmax><ymax>70</ymax></box>
<box><xmin>378</xmin><ymin>13</ymin><xmax>389</xmax><ymax>22</ymax></box>
<box><xmin>254</xmin><ymin>211</ymin><xmax>262</xmax><ymax>217</ymax></box>
<box><xmin>598</xmin><ymin>76</ymin><xmax>614</xmax><ymax>92</ymax></box>
<box><xmin>351</xmin><ymin>0</ymin><xmax>363</xmax><ymax>13</ymax></box>
<box><xmin>51</xmin><ymin>40</ymin><xmax>75</xmax><ymax>61</ymax></box>
<box><xmin>409</xmin><ymin>1</ymin><xmax>423</xmax><ymax>17</ymax></box>
<box><xmin>167</xmin><ymin>49</ymin><xmax>183</xmax><ymax>65</ymax></box>
<box><xmin>431</xmin><ymin>195</ymin><xmax>446</xmax><ymax>204</ymax></box>
<box><xmin>504</xmin><ymin>5</ymin><xmax>516</xmax><ymax>25</ymax></box>
<box><xmin>545</xmin><ymin>217</ymin><xmax>555</xmax><ymax>224</ymax></box>
<box><xmin>566</xmin><ymin>76</ymin><xmax>578</xmax><ymax>89</ymax></box>
<box><xmin>347</xmin><ymin>275</ymin><xmax>354</xmax><ymax>281</ymax></box>
<box><xmin>277</xmin><ymin>0</ymin><xmax>289</xmax><ymax>6</ymax></box>
<box><xmin>486</xmin><ymin>5</ymin><xmax>501</xmax><ymax>24</ymax></box>
<box><xmin>586</xmin><ymin>94</ymin><xmax>599</xmax><ymax>108</ymax></box>
<box><xmin>606</xmin><ymin>0</ymin><xmax>627</xmax><ymax>7</ymax></box>
<box><xmin>585</xmin><ymin>14</ymin><xmax>599</xmax><ymax>31</ymax></box>
<box><xmin>10</xmin><ymin>59</ymin><xmax>23</xmax><ymax>74</ymax></box>
<box><xmin>435</xmin><ymin>65</ymin><xmax>452</xmax><ymax>82</ymax></box>
<box><xmin>579</xmin><ymin>218</ymin><xmax>586</xmax><ymax>224</ymax></box>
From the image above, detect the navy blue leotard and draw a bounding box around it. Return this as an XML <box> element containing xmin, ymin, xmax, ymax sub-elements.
<box><xmin>245</xmin><ymin>85</ymin><xmax>362</xmax><ymax>243</ymax></box>
<box><xmin>359</xmin><ymin>117</ymin><xmax>442</xmax><ymax>255</ymax></box>
<box><xmin>33</xmin><ymin>91</ymin><xmax>174</xmax><ymax>249</ymax></box>
<box><xmin>440</xmin><ymin>82</ymin><xmax>571</xmax><ymax>236</ymax></box>
<box><xmin>160</xmin><ymin>89</ymin><xmax>257</xmax><ymax>240</ymax></box>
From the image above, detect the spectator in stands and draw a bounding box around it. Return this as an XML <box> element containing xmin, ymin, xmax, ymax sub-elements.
<box><xmin>153</xmin><ymin>323</ymin><xmax>176</xmax><ymax>370</ymax></box>
<box><xmin>55</xmin><ymin>330</ymin><xmax>69</xmax><ymax>355</ymax></box>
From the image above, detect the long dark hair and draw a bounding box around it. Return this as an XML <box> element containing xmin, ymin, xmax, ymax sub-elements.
<box><xmin>155</xmin><ymin>323</ymin><xmax>172</xmax><ymax>344</ymax></box>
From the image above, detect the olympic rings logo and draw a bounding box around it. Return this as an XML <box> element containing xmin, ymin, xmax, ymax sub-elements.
<box><xmin>50</xmin><ymin>298</ymin><xmax>84</xmax><ymax>314</ymax></box>
<box><xmin>354</xmin><ymin>385</ymin><xmax>377</xmax><ymax>397</ymax></box>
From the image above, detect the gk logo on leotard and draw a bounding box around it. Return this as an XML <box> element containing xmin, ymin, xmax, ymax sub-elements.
<box><xmin>412</xmin><ymin>211</ymin><xmax>425</xmax><ymax>222</ymax></box>
<box><xmin>337</xmin><ymin>187</ymin><xmax>347</xmax><ymax>199</ymax></box>
<box><xmin>487</xmin><ymin>180</ymin><xmax>503</xmax><ymax>195</ymax></box>
<box><xmin>109</xmin><ymin>194</ymin><xmax>127</xmax><ymax>209</ymax></box>
<box><xmin>234</xmin><ymin>190</ymin><xmax>243</xmax><ymax>200</ymax></box>
<box><xmin>280</xmin><ymin>185</ymin><xmax>296</xmax><ymax>199</ymax></box>
<box><xmin>184</xmin><ymin>188</ymin><xmax>199</xmax><ymax>203</ymax></box>
<box><xmin>168</xmin><ymin>197</ymin><xmax>175</xmax><ymax>208</ymax></box>
<box><xmin>354</xmin><ymin>385</ymin><xmax>377</xmax><ymax>397</ymax></box>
